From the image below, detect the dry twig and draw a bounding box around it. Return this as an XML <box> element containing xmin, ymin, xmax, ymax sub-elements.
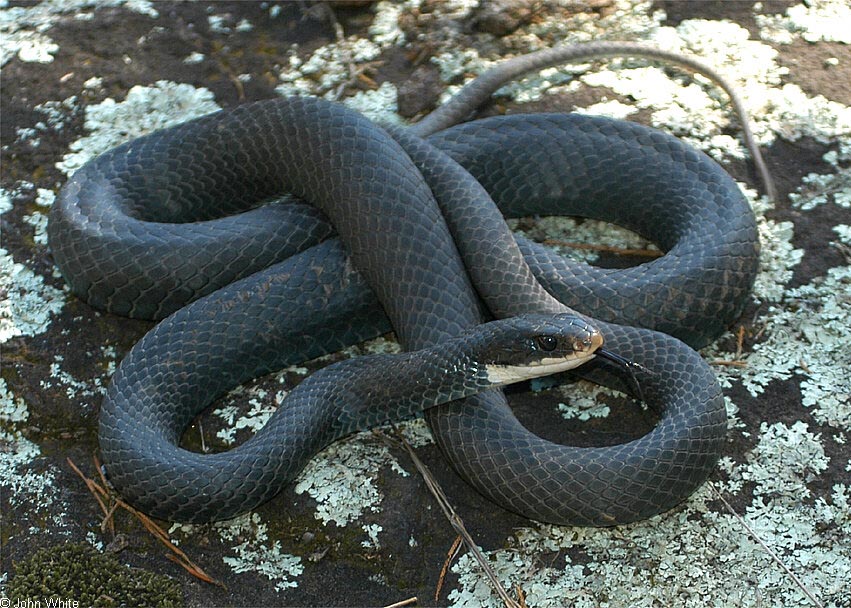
<box><xmin>709</xmin><ymin>482</ymin><xmax>824</xmax><ymax>608</ymax></box>
<box><xmin>710</xmin><ymin>359</ymin><xmax>748</xmax><ymax>368</ymax></box>
<box><xmin>383</xmin><ymin>597</ymin><xmax>418</xmax><ymax>608</ymax></box>
<box><xmin>434</xmin><ymin>535</ymin><xmax>463</xmax><ymax>602</ymax></box>
<box><xmin>736</xmin><ymin>324</ymin><xmax>746</xmax><ymax>358</ymax></box>
<box><xmin>380</xmin><ymin>427</ymin><xmax>523</xmax><ymax>608</ymax></box>
<box><xmin>67</xmin><ymin>456</ymin><xmax>224</xmax><ymax>588</ymax></box>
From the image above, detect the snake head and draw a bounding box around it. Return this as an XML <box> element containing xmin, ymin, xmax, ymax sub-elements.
<box><xmin>479</xmin><ymin>313</ymin><xmax>603</xmax><ymax>386</ymax></box>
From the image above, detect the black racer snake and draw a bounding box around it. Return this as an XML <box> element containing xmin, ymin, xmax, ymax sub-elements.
<box><xmin>48</xmin><ymin>42</ymin><xmax>763</xmax><ymax>525</ymax></box>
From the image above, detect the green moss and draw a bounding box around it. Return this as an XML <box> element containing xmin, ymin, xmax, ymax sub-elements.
<box><xmin>7</xmin><ymin>543</ymin><xmax>183</xmax><ymax>607</ymax></box>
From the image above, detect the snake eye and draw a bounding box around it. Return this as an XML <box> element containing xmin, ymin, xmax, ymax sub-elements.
<box><xmin>535</xmin><ymin>335</ymin><xmax>558</xmax><ymax>352</ymax></box>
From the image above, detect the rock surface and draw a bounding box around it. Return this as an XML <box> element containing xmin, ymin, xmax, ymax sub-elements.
<box><xmin>1</xmin><ymin>1</ymin><xmax>849</xmax><ymax>607</ymax></box>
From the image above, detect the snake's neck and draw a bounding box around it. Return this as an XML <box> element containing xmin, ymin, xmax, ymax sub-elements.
<box><xmin>319</xmin><ymin>338</ymin><xmax>492</xmax><ymax>436</ymax></box>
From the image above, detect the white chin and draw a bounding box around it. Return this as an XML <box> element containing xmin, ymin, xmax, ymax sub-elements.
<box><xmin>485</xmin><ymin>353</ymin><xmax>595</xmax><ymax>386</ymax></box>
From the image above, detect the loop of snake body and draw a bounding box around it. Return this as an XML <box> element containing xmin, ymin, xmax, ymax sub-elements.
<box><xmin>48</xmin><ymin>42</ymin><xmax>760</xmax><ymax>525</ymax></box>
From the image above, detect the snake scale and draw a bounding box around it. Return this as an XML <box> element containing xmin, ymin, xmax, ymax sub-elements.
<box><xmin>48</xmin><ymin>42</ymin><xmax>761</xmax><ymax>525</ymax></box>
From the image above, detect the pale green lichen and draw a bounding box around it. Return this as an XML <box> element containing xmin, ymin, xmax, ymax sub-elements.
<box><xmin>22</xmin><ymin>188</ymin><xmax>54</xmax><ymax>246</ymax></box>
<box><xmin>764</xmin><ymin>84</ymin><xmax>851</xmax><ymax>145</ymax></box>
<box><xmin>579</xmin><ymin>18</ymin><xmax>788</xmax><ymax>163</ymax></box>
<box><xmin>0</xmin><ymin>247</ymin><xmax>65</xmax><ymax>343</ymax></box>
<box><xmin>216</xmin><ymin>514</ymin><xmax>303</xmax><ymax>592</ymax></box>
<box><xmin>709</xmin><ymin>183</ymin><xmax>849</xmax><ymax>428</ymax></box>
<box><xmin>0</xmin><ymin>379</ymin><xmax>63</xmax><ymax>517</ymax></box>
<box><xmin>556</xmin><ymin>381</ymin><xmax>616</xmax><ymax>421</ymax></box>
<box><xmin>56</xmin><ymin>81</ymin><xmax>221</xmax><ymax>176</ymax></box>
<box><xmin>293</xmin><ymin>430</ymin><xmax>407</xmax><ymax>527</ymax></box>
<box><xmin>169</xmin><ymin>513</ymin><xmax>304</xmax><ymax>593</ymax></box>
<box><xmin>746</xmin><ymin>184</ymin><xmax>805</xmax><ymax>303</ymax></box>
<box><xmin>183</xmin><ymin>51</ymin><xmax>204</xmax><ymax>64</ymax></box>
<box><xmin>756</xmin><ymin>0</ymin><xmax>851</xmax><ymax>45</ymax></box>
<box><xmin>507</xmin><ymin>215</ymin><xmax>656</xmax><ymax>266</ymax></box>
<box><xmin>275</xmin><ymin>37</ymin><xmax>383</xmax><ymax>99</ymax></box>
<box><xmin>450</xmin><ymin>424</ymin><xmax>848</xmax><ymax>608</ymax></box>
<box><xmin>341</xmin><ymin>81</ymin><xmax>403</xmax><ymax>126</ymax></box>
<box><xmin>790</xmin><ymin>146</ymin><xmax>851</xmax><ymax>211</ymax></box>
<box><xmin>573</xmin><ymin>98</ymin><xmax>638</xmax><ymax>120</ymax></box>
<box><xmin>213</xmin><ymin>386</ymin><xmax>277</xmax><ymax>445</ymax></box>
<box><xmin>38</xmin><ymin>347</ymin><xmax>118</xmax><ymax>407</ymax></box>
<box><xmin>834</xmin><ymin>224</ymin><xmax>851</xmax><ymax>244</ymax></box>
<box><xmin>732</xmin><ymin>264</ymin><xmax>851</xmax><ymax>428</ymax></box>
<box><xmin>0</xmin><ymin>0</ymin><xmax>158</xmax><ymax>66</ymax></box>
<box><xmin>369</xmin><ymin>1</ymin><xmax>406</xmax><ymax>47</ymax></box>
<box><xmin>361</xmin><ymin>523</ymin><xmax>383</xmax><ymax>549</ymax></box>
<box><xmin>6</xmin><ymin>0</ymin><xmax>847</xmax><ymax>603</ymax></box>
<box><xmin>16</xmin><ymin>95</ymin><xmax>76</xmax><ymax>149</ymax></box>
<box><xmin>205</xmin><ymin>334</ymin><xmax>423</xmax><ymax>552</ymax></box>
<box><xmin>526</xmin><ymin>0</ymin><xmax>663</xmax><ymax>44</ymax></box>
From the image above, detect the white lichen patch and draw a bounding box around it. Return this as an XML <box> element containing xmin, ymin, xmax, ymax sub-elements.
<box><xmin>22</xmin><ymin>211</ymin><xmax>48</xmax><ymax>245</ymax></box>
<box><xmin>369</xmin><ymin>1</ymin><xmax>406</xmax><ymax>47</ymax></box>
<box><xmin>764</xmin><ymin>84</ymin><xmax>851</xmax><ymax>146</ymax></box>
<box><xmin>205</xmin><ymin>339</ymin><xmax>429</xmax><ymax>532</ymax></box>
<box><xmin>273</xmin><ymin>0</ymin><xmax>409</xmax><ymax>120</ymax></box>
<box><xmin>835</xmin><ymin>224</ymin><xmax>851</xmax><ymax>245</ymax></box>
<box><xmin>56</xmin><ymin>81</ymin><xmax>221</xmax><ymax>176</ymax></box>
<box><xmin>448</xmin><ymin>423</ymin><xmax>849</xmax><ymax>607</ymax></box>
<box><xmin>734</xmin><ymin>264</ymin><xmax>851</xmax><ymax>428</ymax></box>
<box><xmin>0</xmin><ymin>379</ymin><xmax>64</xmax><ymax>521</ymax></box>
<box><xmin>0</xmin><ymin>247</ymin><xmax>65</xmax><ymax>343</ymax></box>
<box><xmin>40</xmin><ymin>354</ymin><xmax>108</xmax><ymax>405</ymax></box>
<box><xmin>573</xmin><ymin>98</ymin><xmax>638</xmax><ymax>120</ymax></box>
<box><xmin>341</xmin><ymin>81</ymin><xmax>403</xmax><ymax>126</ymax></box>
<box><xmin>396</xmin><ymin>416</ymin><xmax>434</xmax><ymax>448</ymax></box>
<box><xmin>0</xmin><ymin>430</ymin><xmax>58</xmax><ymax>511</ymax></box>
<box><xmin>206</xmin><ymin>13</ymin><xmax>247</xmax><ymax>35</ymax></box>
<box><xmin>21</xmin><ymin>188</ymin><xmax>55</xmax><ymax>246</ymax></box>
<box><xmin>556</xmin><ymin>381</ymin><xmax>618</xmax><ymax>421</ymax></box>
<box><xmin>431</xmin><ymin>48</ymin><xmax>490</xmax><ymax>84</ymax></box>
<box><xmin>732</xmin><ymin>421</ymin><xmax>829</xmax><ymax>499</ymax></box>
<box><xmin>0</xmin><ymin>189</ymin><xmax>12</xmax><ymax>214</ymax></box>
<box><xmin>746</xmin><ymin>185</ymin><xmax>805</xmax><ymax>303</ymax></box>
<box><xmin>212</xmin><ymin>386</ymin><xmax>277</xmax><ymax>446</ymax></box>
<box><xmin>183</xmin><ymin>51</ymin><xmax>204</xmax><ymax>64</ymax></box>
<box><xmin>361</xmin><ymin>523</ymin><xmax>383</xmax><ymax>549</ymax></box>
<box><xmin>574</xmin><ymin>19</ymin><xmax>789</xmax><ymax>162</ymax></box>
<box><xmin>756</xmin><ymin>0</ymin><xmax>851</xmax><ymax>45</ymax></box>
<box><xmin>0</xmin><ymin>185</ymin><xmax>69</xmax><ymax>528</ymax></box>
<box><xmin>790</xmin><ymin>146</ymin><xmax>851</xmax><ymax>211</ymax></box>
<box><xmin>525</xmin><ymin>0</ymin><xmax>664</xmax><ymax>46</ymax></box>
<box><xmin>0</xmin><ymin>0</ymin><xmax>158</xmax><ymax>66</ymax></box>
<box><xmin>707</xmin><ymin>179</ymin><xmax>849</xmax><ymax>429</ymax></box>
<box><xmin>275</xmin><ymin>37</ymin><xmax>383</xmax><ymax>100</ymax></box>
<box><xmin>584</xmin><ymin>64</ymin><xmax>734</xmax><ymax>148</ymax></box>
<box><xmin>202</xmin><ymin>513</ymin><xmax>304</xmax><ymax>592</ymax></box>
<box><xmin>0</xmin><ymin>378</ymin><xmax>28</xmax><ymax>426</ymax></box>
<box><xmin>35</xmin><ymin>188</ymin><xmax>55</xmax><ymax>208</ymax></box>
<box><xmin>790</xmin><ymin>169</ymin><xmax>851</xmax><ymax>211</ymax></box>
<box><xmin>446</xmin><ymin>5</ymin><xmax>847</xmax><ymax>175</ymax></box>
<box><xmin>14</xmin><ymin>96</ymin><xmax>77</xmax><ymax>150</ymax></box>
<box><xmin>293</xmin><ymin>429</ymin><xmax>407</xmax><ymax>527</ymax></box>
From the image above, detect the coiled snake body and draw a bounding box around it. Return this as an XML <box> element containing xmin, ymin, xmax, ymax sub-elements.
<box><xmin>48</xmin><ymin>43</ymin><xmax>760</xmax><ymax>525</ymax></box>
